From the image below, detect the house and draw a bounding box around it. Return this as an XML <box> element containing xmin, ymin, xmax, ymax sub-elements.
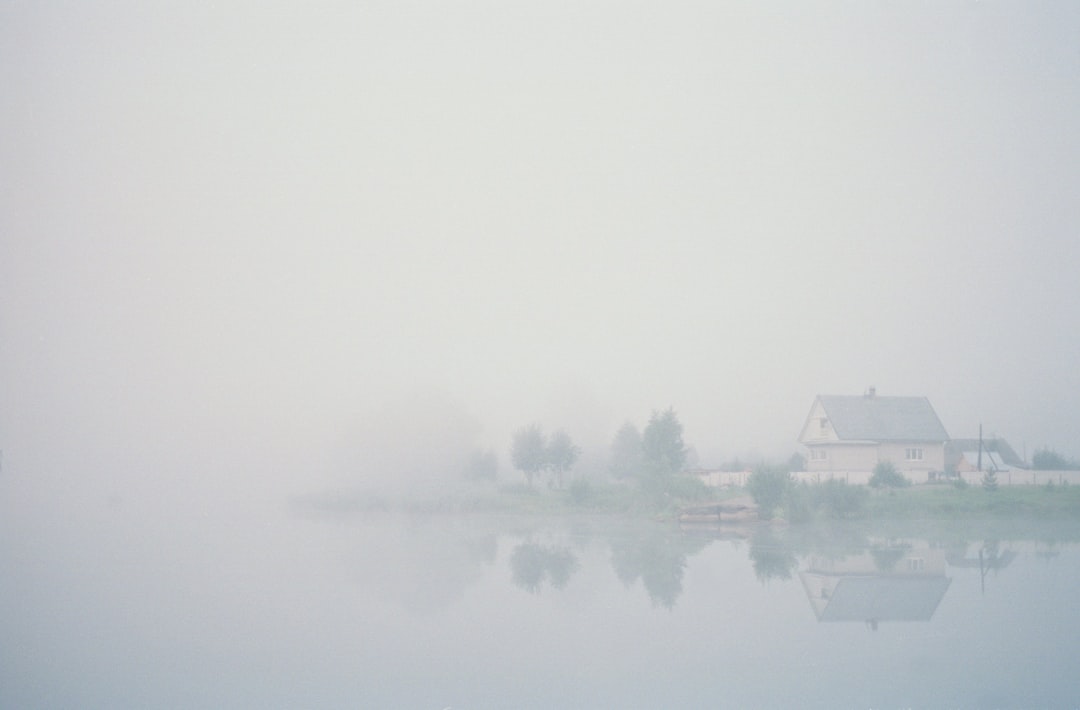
<box><xmin>798</xmin><ymin>389</ymin><xmax>949</xmax><ymax>482</ymax></box>
<box><xmin>945</xmin><ymin>437</ymin><xmax>1027</xmax><ymax>474</ymax></box>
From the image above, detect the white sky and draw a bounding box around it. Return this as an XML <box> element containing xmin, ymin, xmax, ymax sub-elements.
<box><xmin>3</xmin><ymin>2</ymin><xmax>1079</xmax><ymax>491</ymax></box>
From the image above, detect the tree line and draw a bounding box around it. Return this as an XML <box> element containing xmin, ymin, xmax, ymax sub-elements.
<box><xmin>510</xmin><ymin>425</ymin><xmax>581</xmax><ymax>488</ymax></box>
<box><xmin>510</xmin><ymin>407</ymin><xmax>689</xmax><ymax>488</ymax></box>
<box><xmin>1032</xmin><ymin>447</ymin><xmax>1080</xmax><ymax>471</ymax></box>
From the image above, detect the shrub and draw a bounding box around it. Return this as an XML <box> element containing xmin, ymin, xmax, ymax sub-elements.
<box><xmin>784</xmin><ymin>482</ymin><xmax>814</xmax><ymax>523</ymax></box>
<box><xmin>813</xmin><ymin>479</ymin><xmax>869</xmax><ymax>518</ymax></box>
<box><xmin>663</xmin><ymin>474</ymin><xmax>710</xmax><ymax>500</ymax></box>
<box><xmin>869</xmin><ymin>461</ymin><xmax>910</xmax><ymax>489</ymax></box>
<box><xmin>747</xmin><ymin>466</ymin><xmax>792</xmax><ymax>520</ymax></box>
<box><xmin>1033</xmin><ymin>447</ymin><xmax>1080</xmax><ymax>471</ymax></box>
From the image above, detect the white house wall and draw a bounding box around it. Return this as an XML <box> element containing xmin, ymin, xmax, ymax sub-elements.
<box><xmin>806</xmin><ymin>442</ymin><xmax>945</xmax><ymax>480</ymax></box>
<box><xmin>805</xmin><ymin>443</ymin><xmax>878</xmax><ymax>474</ymax></box>
<box><xmin>877</xmin><ymin>442</ymin><xmax>946</xmax><ymax>480</ymax></box>
<box><xmin>798</xmin><ymin>400</ymin><xmax>838</xmax><ymax>444</ymax></box>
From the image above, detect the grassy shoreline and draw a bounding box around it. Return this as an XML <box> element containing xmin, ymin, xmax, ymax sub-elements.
<box><xmin>296</xmin><ymin>478</ymin><xmax>1080</xmax><ymax>521</ymax></box>
<box><xmin>861</xmin><ymin>483</ymin><xmax>1080</xmax><ymax>519</ymax></box>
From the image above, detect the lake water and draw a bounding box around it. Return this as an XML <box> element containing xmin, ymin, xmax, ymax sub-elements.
<box><xmin>4</xmin><ymin>490</ymin><xmax>1080</xmax><ymax>709</ymax></box>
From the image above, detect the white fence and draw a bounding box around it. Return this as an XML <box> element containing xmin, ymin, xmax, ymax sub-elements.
<box><xmin>698</xmin><ymin>469</ymin><xmax>1080</xmax><ymax>488</ymax></box>
<box><xmin>790</xmin><ymin>470</ymin><xmax>874</xmax><ymax>485</ymax></box>
<box><xmin>952</xmin><ymin>469</ymin><xmax>1080</xmax><ymax>486</ymax></box>
<box><xmin>691</xmin><ymin>470</ymin><xmax>751</xmax><ymax>488</ymax></box>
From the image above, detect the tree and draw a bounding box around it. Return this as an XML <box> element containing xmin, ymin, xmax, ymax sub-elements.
<box><xmin>1033</xmin><ymin>447</ymin><xmax>1080</xmax><ymax>471</ymax></box>
<box><xmin>746</xmin><ymin>465</ymin><xmax>791</xmax><ymax>520</ymax></box>
<box><xmin>813</xmin><ymin>479</ymin><xmax>869</xmax><ymax>518</ymax></box>
<box><xmin>545</xmin><ymin>430</ymin><xmax>580</xmax><ymax>488</ymax></box>
<box><xmin>511</xmin><ymin>424</ymin><xmax>547</xmax><ymax>486</ymax></box>
<box><xmin>982</xmin><ymin>469</ymin><xmax>999</xmax><ymax>492</ymax></box>
<box><xmin>641</xmin><ymin>408</ymin><xmax>687</xmax><ymax>474</ymax></box>
<box><xmin>608</xmin><ymin>422</ymin><xmax>643</xmax><ymax>480</ymax></box>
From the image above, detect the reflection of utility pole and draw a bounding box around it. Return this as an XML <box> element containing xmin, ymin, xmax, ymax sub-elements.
<box><xmin>979</xmin><ymin>547</ymin><xmax>985</xmax><ymax>595</ymax></box>
<box><xmin>979</xmin><ymin>542</ymin><xmax>1007</xmax><ymax>594</ymax></box>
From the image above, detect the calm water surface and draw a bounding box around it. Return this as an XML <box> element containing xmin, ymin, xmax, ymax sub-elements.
<box><xmin>3</xmin><ymin>489</ymin><xmax>1080</xmax><ymax>709</ymax></box>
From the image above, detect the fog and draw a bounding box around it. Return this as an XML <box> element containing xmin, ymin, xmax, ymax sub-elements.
<box><xmin>5</xmin><ymin>5</ymin><xmax>1080</xmax><ymax>708</ymax></box>
<box><xmin>3</xmin><ymin>2</ymin><xmax>1080</xmax><ymax>504</ymax></box>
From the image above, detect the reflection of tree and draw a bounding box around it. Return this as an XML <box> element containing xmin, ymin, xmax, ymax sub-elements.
<box><xmin>510</xmin><ymin>543</ymin><xmax>579</xmax><ymax>593</ymax></box>
<box><xmin>546</xmin><ymin>549</ymin><xmax>577</xmax><ymax>589</ymax></box>
<box><xmin>610</xmin><ymin>528</ymin><xmax>707</xmax><ymax>608</ymax></box>
<box><xmin>870</xmin><ymin>543</ymin><xmax>911</xmax><ymax>572</ymax></box>
<box><xmin>786</xmin><ymin>524</ymin><xmax>869</xmax><ymax>560</ymax></box>
<box><xmin>748</xmin><ymin>527</ymin><xmax>798</xmax><ymax>583</ymax></box>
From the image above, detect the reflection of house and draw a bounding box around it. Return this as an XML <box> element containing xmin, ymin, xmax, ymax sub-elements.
<box><xmin>798</xmin><ymin>389</ymin><xmax>949</xmax><ymax>482</ymax></box>
<box><xmin>799</xmin><ymin>547</ymin><xmax>951</xmax><ymax>623</ymax></box>
<box><xmin>946</xmin><ymin>438</ymin><xmax>1027</xmax><ymax>473</ymax></box>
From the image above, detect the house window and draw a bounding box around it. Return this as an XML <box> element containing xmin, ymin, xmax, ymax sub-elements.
<box><xmin>810</xmin><ymin>449</ymin><xmax>828</xmax><ymax>461</ymax></box>
<box><xmin>907</xmin><ymin>558</ymin><xmax>925</xmax><ymax>571</ymax></box>
<box><xmin>819</xmin><ymin>417</ymin><xmax>829</xmax><ymax>432</ymax></box>
<box><xmin>905</xmin><ymin>448</ymin><xmax>924</xmax><ymax>461</ymax></box>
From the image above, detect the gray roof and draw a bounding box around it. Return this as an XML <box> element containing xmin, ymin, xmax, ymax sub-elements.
<box><xmin>946</xmin><ymin>438</ymin><xmax>1026</xmax><ymax>468</ymax></box>
<box><xmin>818</xmin><ymin>395</ymin><xmax>949</xmax><ymax>442</ymax></box>
<box><xmin>957</xmin><ymin>450</ymin><xmax>1017</xmax><ymax>472</ymax></box>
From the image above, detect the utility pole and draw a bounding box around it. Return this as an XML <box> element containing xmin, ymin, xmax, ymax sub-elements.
<box><xmin>977</xmin><ymin>423</ymin><xmax>983</xmax><ymax>472</ymax></box>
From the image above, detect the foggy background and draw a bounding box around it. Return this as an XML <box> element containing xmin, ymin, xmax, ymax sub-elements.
<box><xmin>3</xmin><ymin>2</ymin><xmax>1079</xmax><ymax>506</ymax></box>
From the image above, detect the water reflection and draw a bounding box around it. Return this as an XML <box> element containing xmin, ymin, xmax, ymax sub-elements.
<box><xmin>746</xmin><ymin>527</ymin><xmax>799</xmax><ymax>583</ymax></box>
<box><xmin>344</xmin><ymin>518</ymin><xmax>500</xmax><ymax>614</ymax></box>
<box><xmin>330</xmin><ymin>518</ymin><xmax>1080</xmax><ymax>708</ymax></box>
<box><xmin>501</xmin><ymin>523</ymin><xmax>708</xmax><ymax>607</ymax></box>
<box><xmin>335</xmin><ymin>514</ymin><xmax>1071</xmax><ymax>620</ymax></box>
<box><xmin>799</xmin><ymin>544</ymin><xmax>951</xmax><ymax>627</ymax></box>
<box><xmin>510</xmin><ymin>542</ymin><xmax>579</xmax><ymax>593</ymax></box>
<box><xmin>610</xmin><ymin>527</ymin><xmax>708</xmax><ymax>608</ymax></box>
<box><xmin>8</xmin><ymin>502</ymin><xmax>1080</xmax><ymax>710</ymax></box>
<box><xmin>944</xmin><ymin>539</ymin><xmax>1017</xmax><ymax>594</ymax></box>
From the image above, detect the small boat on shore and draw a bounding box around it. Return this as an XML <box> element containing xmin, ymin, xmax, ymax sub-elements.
<box><xmin>677</xmin><ymin>496</ymin><xmax>758</xmax><ymax>524</ymax></box>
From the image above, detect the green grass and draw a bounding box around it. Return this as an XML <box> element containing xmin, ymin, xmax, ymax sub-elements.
<box><xmin>297</xmin><ymin>478</ymin><xmax>1080</xmax><ymax>523</ymax></box>
<box><xmin>861</xmin><ymin>483</ymin><xmax>1080</xmax><ymax>519</ymax></box>
<box><xmin>296</xmin><ymin>476</ymin><xmax>743</xmax><ymax>518</ymax></box>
